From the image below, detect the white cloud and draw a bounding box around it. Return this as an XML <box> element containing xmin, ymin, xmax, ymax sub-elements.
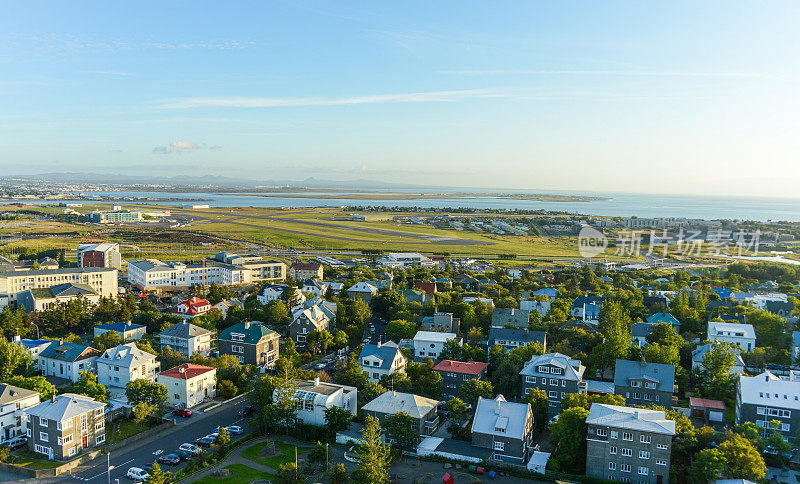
<box><xmin>157</xmin><ymin>89</ymin><xmax>503</xmax><ymax>109</ymax></box>
<box><xmin>153</xmin><ymin>140</ymin><xmax>217</xmax><ymax>154</ymax></box>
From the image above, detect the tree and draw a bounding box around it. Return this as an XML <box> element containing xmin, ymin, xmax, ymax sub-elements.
<box><xmin>716</xmin><ymin>433</ymin><xmax>766</xmax><ymax>481</ymax></box>
<box><xmin>71</xmin><ymin>371</ymin><xmax>109</xmax><ymax>403</ymax></box>
<box><xmin>330</xmin><ymin>463</ymin><xmax>350</xmax><ymax>484</ymax></box>
<box><xmin>0</xmin><ymin>338</ymin><xmax>32</xmax><ymax>380</ymax></box>
<box><xmin>133</xmin><ymin>402</ymin><xmax>158</xmax><ymax>424</ymax></box>
<box><xmin>699</xmin><ymin>341</ymin><xmax>738</xmax><ymax>399</ymax></box>
<box><xmin>308</xmin><ymin>329</ymin><xmax>334</xmax><ymax>354</ymax></box>
<box><xmin>445</xmin><ymin>398</ymin><xmax>470</xmax><ymax>439</ymax></box>
<box><xmin>690</xmin><ymin>448</ymin><xmax>725</xmax><ymax>484</ymax></box>
<box><xmin>561</xmin><ymin>393</ymin><xmax>625</xmax><ymax>412</ymax></box>
<box><xmin>159</xmin><ymin>345</ymin><xmax>187</xmax><ymax>370</ymax></box>
<box><xmin>524</xmin><ymin>388</ymin><xmax>550</xmax><ymax>433</ymax></box>
<box><xmin>385</xmin><ymin>320</ymin><xmax>418</xmax><ymax>341</ymax></box>
<box><xmin>324</xmin><ymin>406</ymin><xmax>353</xmax><ymax>439</ymax></box>
<box><xmin>273</xmin><ymin>367</ymin><xmax>299</xmax><ymax>435</ymax></box>
<box><xmin>5</xmin><ymin>375</ymin><xmax>56</xmax><ymax>401</ymax></box>
<box><xmin>215</xmin><ymin>427</ymin><xmax>231</xmax><ymax>447</ymax></box>
<box><xmin>384</xmin><ymin>411</ymin><xmax>420</xmax><ymax>451</ymax></box>
<box><xmin>277</xmin><ymin>462</ymin><xmax>306</xmax><ymax>484</ymax></box>
<box><xmin>595</xmin><ymin>301</ymin><xmax>632</xmax><ymax>371</ymax></box>
<box><xmin>459</xmin><ymin>379</ymin><xmax>494</xmax><ymax>406</ymax></box>
<box><xmin>217</xmin><ymin>379</ymin><xmax>238</xmax><ymax>399</ymax></box>
<box><xmin>126</xmin><ymin>379</ymin><xmax>168</xmax><ymax>408</ymax></box>
<box><xmin>91</xmin><ymin>329</ymin><xmax>123</xmax><ymax>352</ymax></box>
<box><xmin>646</xmin><ymin>321</ymin><xmax>683</xmax><ymax>348</ymax></box>
<box><xmin>335</xmin><ymin>355</ymin><xmax>368</xmax><ymax>389</ymax></box>
<box><xmin>550</xmin><ymin>406</ymin><xmax>589</xmax><ymax>472</ymax></box>
<box><xmin>643</xmin><ymin>342</ymin><xmax>680</xmax><ymax>366</ymax></box>
<box><xmin>360</xmin><ymin>381</ymin><xmax>387</xmax><ymax>405</ymax></box>
<box><xmin>354</xmin><ymin>416</ymin><xmax>390</xmax><ymax>484</ymax></box>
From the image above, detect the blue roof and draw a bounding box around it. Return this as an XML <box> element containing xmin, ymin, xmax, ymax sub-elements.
<box><xmin>16</xmin><ymin>338</ymin><xmax>52</xmax><ymax>349</ymax></box>
<box><xmin>713</xmin><ymin>288</ymin><xmax>732</xmax><ymax>298</ymax></box>
<box><xmin>646</xmin><ymin>313</ymin><xmax>681</xmax><ymax>327</ymax></box>
<box><xmin>95</xmin><ymin>322</ymin><xmax>145</xmax><ymax>333</ymax></box>
<box><xmin>358</xmin><ymin>343</ymin><xmax>403</xmax><ymax>370</ymax></box>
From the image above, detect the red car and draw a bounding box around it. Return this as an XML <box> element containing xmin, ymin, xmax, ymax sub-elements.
<box><xmin>173</xmin><ymin>408</ymin><xmax>193</xmax><ymax>418</ymax></box>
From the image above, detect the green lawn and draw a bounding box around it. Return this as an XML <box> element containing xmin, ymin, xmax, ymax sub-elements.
<box><xmin>192</xmin><ymin>463</ymin><xmax>274</xmax><ymax>484</ymax></box>
<box><xmin>241</xmin><ymin>441</ymin><xmax>311</xmax><ymax>469</ymax></box>
<box><xmin>106</xmin><ymin>419</ymin><xmax>150</xmax><ymax>444</ymax></box>
<box><xmin>6</xmin><ymin>449</ymin><xmax>62</xmax><ymax>469</ymax></box>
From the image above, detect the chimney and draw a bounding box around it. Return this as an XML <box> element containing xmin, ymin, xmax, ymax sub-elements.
<box><xmin>59</xmin><ymin>339</ymin><xmax>64</xmax><ymax>346</ymax></box>
<box><xmin>640</xmin><ymin>353</ymin><xmax>646</xmax><ymax>367</ymax></box>
<box><xmin>494</xmin><ymin>399</ymin><xmax>501</xmax><ymax>415</ymax></box>
<box><xmin>51</xmin><ymin>394</ymin><xmax>56</xmax><ymax>403</ymax></box>
<box><xmin>13</xmin><ymin>335</ymin><xmax>20</xmax><ymax>343</ymax></box>
<box><xmin>245</xmin><ymin>321</ymin><xmax>251</xmax><ymax>329</ymax></box>
<box><xmin>314</xmin><ymin>376</ymin><xmax>320</xmax><ymax>386</ymax></box>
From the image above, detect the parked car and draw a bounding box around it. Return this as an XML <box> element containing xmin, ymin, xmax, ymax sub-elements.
<box><xmin>548</xmin><ymin>415</ymin><xmax>560</xmax><ymax>427</ymax></box>
<box><xmin>224</xmin><ymin>425</ymin><xmax>243</xmax><ymax>435</ymax></box>
<box><xmin>158</xmin><ymin>454</ymin><xmax>181</xmax><ymax>466</ymax></box>
<box><xmin>3</xmin><ymin>436</ymin><xmax>27</xmax><ymax>450</ymax></box>
<box><xmin>313</xmin><ymin>363</ymin><xmax>326</xmax><ymax>370</ymax></box>
<box><xmin>172</xmin><ymin>449</ymin><xmax>192</xmax><ymax>461</ymax></box>
<box><xmin>194</xmin><ymin>436</ymin><xmax>216</xmax><ymax>448</ymax></box>
<box><xmin>127</xmin><ymin>467</ymin><xmax>150</xmax><ymax>480</ymax></box>
<box><xmin>239</xmin><ymin>405</ymin><xmax>255</xmax><ymax>417</ymax></box>
<box><xmin>178</xmin><ymin>443</ymin><xmax>202</xmax><ymax>454</ymax></box>
<box><xmin>173</xmin><ymin>408</ymin><xmax>193</xmax><ymax>418</ymax></box>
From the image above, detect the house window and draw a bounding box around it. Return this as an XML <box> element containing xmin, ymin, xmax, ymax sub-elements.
<box><xmin>96</xmin><ymin>434</ymin><xmax>105</xmax><ymax>444</ymax></box>
<box><xmin>539</xmin><ymin>366</ymin><xmax>549</xmax><ymax>373</ymax></box>
<box><xmin>39</xmin><ymin>417</ymin><xmax>48</xmax><ymax>427</ymax></box>
<box><xmin>645</xmin><ymin>382</ymin><xmax>656</xmax><ymax>389</ymax></box>
<box><xmin>638</xmin><ymin>467</ymin><xmax>649</xmax><ymax>476</ymax></box>
<box><xmin>622</xmin><ymin>432</ymin><xmax>633</xmax><ymax>441</ymax></box>
<box><xmin>610</xmin><ymin>446</ymin><xmax>617</xmax><ymax>454</ymax></box>
<box><xmin>95</xmin><ymin>422</ymin><xmax>104</xmax><ymax>432</ymax></box>
<box><xmin>596</xmin><ymin>428</ymin><xmax>607</xmax><ymax>437</ymax></box>
<box><xmin>40</xmin><ymin>431</ymin><xmax>48</xmax><ymax>442</ymax></box>
<box><xmin>549</xmin><ymin>379</ymin><xmax>558</xmax><ymax>386</ymax></box>
<box><xmin>639</xmin><ymin>451</ymin><xmax>650</xmax><ymax>459</ymax></box>
<box><xmin>609</xmin><ymin>462</ymin><xmax>617</xmax><ymax>470</ymax></box>
<box><xmin>656</xmin><ymin>444</ymin><xmax>668</xmax><ymax>450</ymax></box>
<box><xmin>622</xmin><ymin>448</ymin><xmax>632</xmax><ymax>457</ymax></box>
<box><xmin>630</xmin><ymin>381</ymin><xmax>640</xmax><ymax>388</ymax></box>
<box><xmin>621</xmin><ymin>464</ymin><xmax>631</xmax><ymax>473</ymax></box>
<box><xmin>526</xmin><ymin>376</ymin><xmax>536</xmax><ymax>383</ymax></box>
<box><xmin>656</xmin><ymin>459</ymin><xmax>667</xmax><ymax>466</ymax></box>
<box><xmin>610</xmin><ymin>431</ymin><xmax>618</xmax><ymax>439</ymax></box>
<box><xmin>494</xmin><ymin>441</ymin><xmax>504</xmax><ymax>451</ymax></box>
<box><xmin>69</xmin><ymin>447</ymin><xmax>76</xmax><ymax>457</ymax></box>
<box><xmin>548</xmin><ymin>391</ymin><xmax>558</xmax><ymax>398</ymax></box>
<box><xmin>561</xmin><ymin>380</ymin><xmax>566</xmax><ymax>387</ymax></box>
<box><xmin>640</xmin><ymin>435</ymin><xmax>651</xmax><ymax>444</ymax></box>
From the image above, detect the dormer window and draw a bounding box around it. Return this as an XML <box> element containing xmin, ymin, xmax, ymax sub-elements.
<box><xmin>539</xmin><ymin>366</ymin><xmax>549</xmax><ymax>373</ymax></box>
<box><xmin>231</xmin><ymin>333</ymin><xmax>245</xmax><ymax>342</ymax></box>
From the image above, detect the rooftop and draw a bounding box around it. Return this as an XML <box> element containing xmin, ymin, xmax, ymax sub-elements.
<box><xmin>586</xmin><ymin>403</ymin><xmax>676</xmax><ymax>435</ymax></box>
<box><xmin>158</xmin><ymin>363</ymin><xmax>215</xmax><ymax>380</ymax></box>
<box><xmin>433</xmin><ymin>360</ymin><xmax>488</xmax><ymax>375</ymax></box>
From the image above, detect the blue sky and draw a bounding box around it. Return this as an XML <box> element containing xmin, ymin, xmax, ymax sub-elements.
<box><xmin>1</xmin><ymin>1</ymin><xmax>798</xmax><ymax>196</ymax></box>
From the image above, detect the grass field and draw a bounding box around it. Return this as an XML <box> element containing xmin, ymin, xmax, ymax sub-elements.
<box><xmin>6</xmin><ymin>449</ymin><xmax>62</xmax><ymax>469</ymax></box>
<box><xmin>192</xmin><ymin>463</ymin><xmax>274</xmax><ymax>484</ymax></box>
<box><xmin>241</xmin><ymin>441</ymin><xmax>311</xmax><ymax>469</ymax></box>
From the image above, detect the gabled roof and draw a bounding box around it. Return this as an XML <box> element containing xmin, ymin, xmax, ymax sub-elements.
<box><xmin>520</xmin><ymin>353</ymin><xmax>585</xmax><ymax>381</ymax></box>
<box><xmin>692</xmin><ymin>343</ymin><xmax>745</xmax><ymax>367</ymax></box>
<box><xmin>218</xmin><ymin>321</ymin><xmax>278</xmax><ymax>345</ymax></box>
<box><xmin>632</xmin><ymin>322</ymin><xmax>656</xmax><ymax>338</ymax></box>
<box><xmin>359</xmin><ymin>342</ymin><xmax>403</xmax><ymax>370</ymax></box>
<box><xmin>39</xmin><ymin>341</ymin><xmax>100</xmax><ymax>362</ymax></box>
<box><xmin>97</xmin><ymin>343</ymin><xmax>156</xmax><ymax>368</ymax></box>
<box><xmin>433</xmin><ymin>360</ymin><xmax>488</xmax><ymax>376</ymax></box>
<box><xmin>348</xmin><ymin>281</ymin><xmax>377</xmax><ymax>293</ymax></box>
<box><xmin>738</xmin><ymin>371</ymin><xmax>800</xmax><ymax>410</ymax></box>
<box><xmin>95</xmin><ymin>322</ymin><xmax>145</xmax><ymax>333</ymax></box>
<box><xmin>647</xmin><ymin>312</ymin><xmax>680</xmax><ymax>326</ymax></box>
<box><xmin>572</xmin><ymin>296</ymin><xmax>602</xmax><ymax>308</ymax></box>
<box><xmin>14</xmin><ymin>338</ymin><xmax>53</xmax><ymax>350</ymax></box>
<box><xmin>471</xmin><ymin>395</ymin><xmax>531</xmax><ymax>441</ymax></box>
<box><xmin>361</xmin><ymin>390</ymin><xmax>438</xmax><ymax>419</ymax></box>
<box><xmin>158</xmin><ymin>363</ymin><xmax>215</xmax><ymax>380</ymax></box>
<box><xmin>173</xmin><ymin>297</ymin><xmax>211</xmax><ymax>315</ymax></box>
<box><xmin>0</xmin><ymin>383</ymin><xmax>39</xmax><ymax>404</ymax></box>
<box><xmin>586</xmin><ymin>403</ymin><xmax>676</xmax><ymax>435</ymax></box>
<box><xmin>491</xmin><ymin>308</ymin><xmax>531</xmax><ymax>328</ymax></box>
<box><xmin>613</xmin><ymin>359</ymin><xmax>675</xmax><ymax>392</ymax></box>
<box><xmin>26</xmin><ymin>393</ymin><xmax>105</xmax><ymax>422</ymax></box>
<box><xmin>51</xmin><ymin>283</ymin><xmax>97</xmax><ymax>298</ymax></box>
<box><xmin>707</xmin><ymin>321</ymin><xmax>756</xmax><ymax>340</ymax></box>
<box><xmin>487</xmin><ymin>328</ymin><xmax>546</xmax><ymax>347</ymax></box>
<box><xmin>258</xmin><ymin>283</ymin><xmax>288</xmax><ymax>296</ymax></box>
<box><xmin>158</xmin><ymin>321</ymin><xmax>214</xmax><ymax>339</ymax></box>
<box><xmin>414</xmin><ymin>281</ymin><xmax>438</xmax><ymax>295</ymax></box>
<box><xmin>292</xmin><ymin>306</ymin><xmax>329</xmax><ymax>329</ymax></box>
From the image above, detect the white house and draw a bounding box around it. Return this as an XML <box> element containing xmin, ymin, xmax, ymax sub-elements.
<box><xmin>96</xmin><ymin>343</ymin><xmax>159</xmax><ymax>389</ymax></box>
<box><xmin>11</xmin><ymin>337</ymin><xmax>53</xmax><ymax>370</ymax></box>
<box><xmin>358</xmin><ymin>342</ymin><xmax>407</xmax><ymax>382</ymax></box>
<box><xmin>0</xmin><ymin>384</ymin><xmax>40</xmax><ymax>444</ymax></box>
<box><xmin>301</xmin><ymin>279</ymin><xmax>329</xmax><ymax>297</ymax></box>
<box><xmin>156</xmin><ymin>363</ymin><xmax>216</xmax><ymax>409</ymax></box>
<box><xmin>257</xmin><ymin>284</ymin><xmax>305</xmax><ymax>308</ymax></box>
<box><xmin>707</xmin><ymin>321</ymin><xmax>756</xmax><ymax>352</ymax></box>
<box><xmin>412</xmin><ymin>331</ymin><xmax>460</xmax><ymax>360</ymax></box>
<box><xmin>278</xmin><ymin>378</ymin><xmax>357</xmax><ymax>426</ymax></box>
<box><xmin>38</xmin><ymin>342</ymin><xmax>101</xmax><ymax>383</ymax></box>
<box><xmin>157</xmin><ymin>322</ymin><xmax>214</xmax><ymax>358</ymax></box>
<box><xmin>93</xmin><ymin>322</ymin><xmax>147</xmax><ymax>341</ymax></box>
<box><xmin>520</xmin><ymin>299</ymin><xmax>551</xmax><ymax>318</ymax></box>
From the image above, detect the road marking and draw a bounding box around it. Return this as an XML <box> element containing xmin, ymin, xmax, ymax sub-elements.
<box><xmin>84</xmin><ymin>458</ymin><xmax>134</xmax><ymax>480</ymax></box>
<box><xmin>153</xmin><ymin>449</ymin><xmax>163</xmax><ymax>455</ymax></box>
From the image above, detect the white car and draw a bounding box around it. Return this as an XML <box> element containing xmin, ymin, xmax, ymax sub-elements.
<box><xmin>225</xmin><ymin>425</ymin><xmax>243</xmax><ymax>435</ymax></box>
<box><xmin>178</xmin><ymin>443</ymin><xmax>201</xmax><ymax>454</ymax></box>
<box><xmin>127</xmin><ymin>467</ymin><xmax>149</xmax><ymax>480</ymax></box>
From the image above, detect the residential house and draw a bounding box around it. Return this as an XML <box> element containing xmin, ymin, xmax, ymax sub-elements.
<box><xmin>157</xmin><ymin>322</ymin><xmax>214</xmax><ymax>358</ymax></box>
<box><xmin>96</xmin><ymin>343</ymin><xmax>159</xmax><ymax>389</ymax></box>
<box><xmin>433</xmin><ymin>360</ymin><xmax>489</xmax><ymax>398</ymax></box>
<box><xmin>487</xmin><ymin>328</ymin><xmax>546</xmax><ymax>353</ymax></box>
<box><xmin>362</xmin><ymin>391</ymin><xmax>440</xmax><ymax>436</ymax></box>
<box><xmin>289</xmin><ymin>306</ymin><xmax>330</xmax><ymax>350</ymax></box>
<box><xmin>257</xmin><ymin>284</ymin><xmax>306</xmax><ymax>308</ymax></box>
<box><xmin>614</xmin><ymin>359</ymin><xmax>675</xmax><ymax>409</ymax></box>
<box><xmin>707</xmin><ymin>321</ymin><xmax>756</xmax><ymax>352</ymax></box>
<box><xmin>39</xmin><ymin>342</ymin><xmax>101</xmax><ymax>383</ymax></box>
<box><xmin>471</xmin><ymin>395</ymin><xmax>535</xmax><ymax>464</ymax></box>
<box><xmin>692</xmin><ymin>343</ymin><xmax>745</xmax><ymax>375</ymax></box>
<box><xmin>156</xmin><ymin>363</ymin><xmax>217</xmax><ymax>409</ymax></box>
<box><xmin>358</xmin><ymin>341</ymin><xmax>407</xmax><ymax>382</ymax></box>
<box><xmin>400</xmin><ymin>288</ymin><xmax>432</xmax><ymax>305</ymax></box>
<box><xmin>218</xmin><ymin>321</ymin><xmax>279</xmax><ymax>367</ymax></box>
<box><xmin>172</xmin><ymin>297</ymin><xmax>212</xmax><ymax>319</ymax></box>
<box><xmin>520</xmin><ymin>353</ymin><xmax>586</xmax><ymax>413</ymax></box>
<box><xmin>420</xmin><ymin>312</ymin><xmax>460</xmax><ymax>334</ymax></box>
<box><xmin>765</xmin><ymin>300</ymin><xmax>794</xmax><ymax>319</ymax></box>
<box><xmin>290</xmin><ymin>262</ymin><xmax>324</xmax><ymax>281</ymax></box>
<box><xmin>462</xmin><ymin>296</ymin><xmax>495</xmax><ymax>308</ymax></box>
<box><xmin>571</xmin><ymin>296</ymin><xmax>602</xmax><ymax>322</ymax></box>
<box><xmin>736</xmin><ymin>371</ymin><xmax>800</xmax><ymax>437</ymax></box>
<box><xmin>25</xmin><ymin>393</ymin><xmax>106</xmax><ymax>461</ymax></box>
<box><xmin>412</xmin><ymin>331</ymin><xmax>459</xmax><ymax>360</ymax></box>
<box><xmin>585</xmin><ymin>403</ymin><xmax>675</xmax><ymax>484</ymax></box>
<box><xmin>643</xmin><ymin>296</ymin><xmax>670</xmax><ymax>310</ymax></box>
<box><xmin>646</xmin><ymin>313</ymin><xmax>681</xmax><ymax>330</ymax></box>
<box><xmin>303</xmin><ymin>297</ymin><xmax>337</xmax><ymax>321</ymax></box>
<box><xmin>93</xmin><ymin>322</ymin><xmax>146</xmax><ymax>341</ymax></box>
<box><xmin>531</xmin><ymin>288</ymin><xmax>558</xmax><ymax>301</ymax></box>
<box><xmin>17</xmin><ymin>283</ymin><xmax>102</xmax><ymax>312</ymax></box>
<box><xmin>301</xmin><ymin>279</ymin><xmax>329</xmax><ymax>297</ymax></box>
<box><xmin>213</xmin><ymin>298</ymin><xmax>244</xmax><ymax>318</ymax></box>
<box><xmin>281</xmin><ymin>378</ymin><xmax>357</xmax><ymax>426</ymax></box>
<box><xmin>11</xmin><ymin>337</ymin><xmax>52</xmax><ymax>370</ymax></box>
<box><xmin>414</xmin><ymin>281</ymin><xmax>438</xmax><ymax>295</ymax></box>
<box><xmin>491</xmin><ymin>308</ymin><xmax>531</xmax><ymax>329</ymax></box>
<box><xmin>520</xmin><ymin>299</ymin><xmax>551</xmax><ymax>318</ymax></box>
<box><xmin>346</xmin><ymin>281</ymin><xmax>378</xmax><ymax>303</ymax></box>
<box><xmin>632</xmin><ymin>323</ymin><xmax>656</xmax><ymax>348</ymax></box>
<box><xmin>0</xmin><ymin>384</ymin><xmax>40</xmax><ymax>444</ymax></box>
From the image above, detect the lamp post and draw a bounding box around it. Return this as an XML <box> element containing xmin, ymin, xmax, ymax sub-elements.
<box><xmin>107</xmin><ymin>451</ymin><xmax>113</xmax><ymax>484</ymax></box>
<box><xmin>326</xmin><ymin>443</ymin><xmax>329</xmax><ymax>472</ymax></box>
<box><xmin>30</xmin><ymin>322</ymin><xmax>39</xmax><ymax>339</ymax></box>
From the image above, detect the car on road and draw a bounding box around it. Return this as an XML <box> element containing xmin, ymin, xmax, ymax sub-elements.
<box><xmin>178</xmin><ymin>443</ymin><xmax>202</xmax><ymax>454</ymax></box>
<box><xmin>194</xmin><ymin>436</ymin><xmax>216</xmax><ymax>448</ymax></box>
<box><xmin>158</xmin><ymin>454</ymin><xmax>181</xmax><ymax>466</ymax></box>
<box><xmin>127</xmin><ymin>467</ymin><xmax>149</xmax><ymax>480</ymax></box>
<box><xmin>224</xmin><ymin>425</ymin><xmax>243</xmax><ymax>435</ymax></box>
<box><xmin>2</xmin><ymin>436</ymin><xmax>27</xmax><ymax>450</ymax></box>
<box><xmin>239</xmin><ymin>405</ymin><xmax>255</xmax><ymax>417</ymax></box>
<box><xmin>172</xmin><ymin>408</ymin><xmax>193</xmax><ymax>418</ymax></box>
<box><xmin>172</xmin><ymin>449</ymin><xmax>192</xmax><ymax>461</ymax></box>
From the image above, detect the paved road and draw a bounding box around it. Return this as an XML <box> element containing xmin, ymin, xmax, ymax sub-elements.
<box><xmin>21</xmin><ymin>398</ymin><xmax>252</xmax><ymax>484</ymax></box>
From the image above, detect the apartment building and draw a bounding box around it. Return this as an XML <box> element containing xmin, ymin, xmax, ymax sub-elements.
<box><xmin>96</xmin><ymin>343</ymin><xmax>159</xmax><ymax>388</ymax></box>
<box><xmin>289</xmin><ymin>262</ymin><xmax>324</xmax><ymax>281</ymax></box>
<box><xmin>433</xmin><ymin>360</ymin><xmax>489</xmax><ymax>398</ymax></box>
<box><xmin>412</xmin><ymin>331</ymin><xmax>460</xmax><ymax>360</ymax></box>
<box><xmin>585</xmin><ymin>403</ymin><xmax>675</xmax><ymax>484</ymax></box>
<box><xmin>157</xmin><ymin>322</ymin><xmax>214</xmax><ymax>358</ymax></box>
<box><xmin>736</xmin><ymin>371</ymin><xmax>800</xmax><ymax>437</ymax></box>
<box><xmin>0</xmin><ymin>384</ymin><xmax>40</xmax><ymax>444</ymax></box>
<box><xmin>707</xmin><ymin>321</ymin><xmax>757</xmax><ymax>352</ymax></box>
<box><xmin>212</xmin><ymin>252</ymin><xmax>285</xmax><ymax>282</ymax></box>
<box><xmin>0</xmin><ymin>267</ymin><xmax>118</xmax><ymax>304</ymax></box>
<box><xmin>127</xmin><ymin>259</ymin><xmax>251</xmax><ymax>290</ymax></box>
<box><xmin>26</xmin><ymin>394</ymin><xmax>106</xmax><ymax>461</ymax></box>
<box><xmin>156</xmin><ymin>364</ymin><xmax>217</xmax><ymax>409</ymax></box>
<box><xmin>17</xmin><ymin>283</ymin><xmax>101</xmax><ymax>312</ymax></box>
<box><xmin>77</xmin><ymin>242</ymin><xmax>122</xmax><ymax>269</ymax></box>
<box><xmin>280</xmin><ymin>378</ymin><xmax>357</xmax><ymax>427</ymax></box>
<box><xmin>218</xmin><ymin>321</ymin><xmax>279</xmax><ymax>367</ymax></box>
<box><xmin>520</xmin><ymin>353</ymin><xmax>586</xmax><ymax>413</ymax></box>
<box><xmin>471</xmin><ymin>395</ymin><xmax>535</xmax><ymax>465</ymax></box>
<box><xmin>362</xmin><ymin>391</ymin><xmax>440</xmax><ymax>436</ymax></box>
<box><xmin>614</xmin><ymin>360</ymin><xmax>675</xmax><ymax>409</ymax></box>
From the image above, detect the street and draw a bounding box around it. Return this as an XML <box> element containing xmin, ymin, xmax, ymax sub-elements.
<box><xmin>0</xmin><ymin>399</ymin><xmax>251</xmax><ymax>484</ymax></box>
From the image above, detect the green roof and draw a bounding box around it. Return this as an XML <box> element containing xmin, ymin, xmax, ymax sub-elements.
<box><xmin>218</xmin><ymin>321</ymin><xmax>277</xmax><ymax>345</ymax></box>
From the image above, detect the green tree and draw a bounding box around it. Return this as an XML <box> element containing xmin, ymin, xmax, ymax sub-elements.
<box><xmin>445</xmin><ymin>398</ymin><xmax>470</xmax><ymax>439</ymax></box>
<box><xmin>561</xmin><ymin>393</ymin><xmax>625</xmax><ymax>412</ymax></box>
<box><xmin>643</xmin><ymin>342</ymin><xmax>680</xmax><ymax>366</ymax></box>
<box><xmin>458</xmin><ymin>379</ymin><xmax>494</xmax><ymax>406</ymax></box>
<box><xmin>324</xmin><ymin>406</ymin><xmax>353</xmax><ymax>439</ymax></box>
<box><xmin>145</xmin><ymin>461</ymin><xmax>168</xmax><ymax>484</ymax></box>
<box><xmin>524</xmin><ymin>388</ymin><xmax>550</xmax><ymax>433</ymax></box>
<box><xmin>91</xmin><ymin>329</ymin><xmax>123</xmax><ymax>352</ymax></box>
<box><xmin>717</xmin><ymin>433</ymin><xmax>766</xmax><ymax>481</ymax></box>
<box><xmin>126</xmin><ymin>379</ymin><xmax>168</xmax><ymax>407</ymax></box>
<box><xmin>353</xmin><ymin>416</ymin><xmax>390</xmax><ymax>484</ymax></box>
<box><xmin>71</xmin><ymin>371</ymin><xmax>109</xmax><ymax>403</ymax></box>
<box><xmin>360</xmin><ymin>381</ymin><xmax>387</xmax><ymax>405</ymax></box>
<box><xmin>594</xmin><ymin>301</ymin><xmax>632</xmax><ymax>371</ymax></box>
<box><xmin>329</xmin><ymin>463</ymin><xmax>350</xmax><ymax>484</ymax></box>
<box><xmin>690</xmin><ymin>448</ymin><xmax>725</xmax><ymax>484</ymax></box>
<box><xmin>646</xmin><ymin>321</ymin><xmax>683</xmax><ymax>348</ymax></box>
<box><xmin>159</xmin><ymin>345</ymin><xmax>188</xmax><ymax>370</ymax></box>
<box><xmin>384</xmin><ymin>411</ymin><xmax>420</xmax><ymax>451</ymax></box>
<box><xmin>334</xmin><ymin>355</ymin><xmax>368</xmax><ymax>389</ymax></box>
<box><xmin>385</xmin><ymin>320</ymin><xmax>418</xmax><ymax>341</ymax></box>
<box><xmin>0</xmin><ymin>338</ymin><xmax>32</xmax><ymax>380</ymax></box>
<box><xmin>699</xmin><ymin>341</ymin><xmax>738</xmax><ymax>399</ymax></box>
<box><xmin>277</xmin><ymin>462</ymin><xmax>306</xmax><ymax>484</ymax></box>
<box><xmin>133</xmin><ymin>402</ymin><xmax>158</xmax><ymax>424</ymax></box>
<box><xmin>273</xmin><ymin>367</ymin><xmax>299</xmax><ymax>435</ymax></box>
<box><xmin>215</xmin><ymin>427</ymin><xmax>231</xmax><ymax>447</ymax></box>
<box><xmin>217</xmin><ymin>379</ymin><xmax>237</xmax><ymax>399</ymax></box>
<box><xmin>550</xmin><ymin>406</ymin><xmax>589</xmax><ymax>472</ymax></box>
<box><xmin>5</xmin><ymin>375</ymin><xmax>56</xmax><ymax>401</ymax></box>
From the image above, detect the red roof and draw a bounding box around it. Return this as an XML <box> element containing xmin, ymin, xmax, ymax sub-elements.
<box><xmin>159</xmin><ymin>363</ymin><xmax>215</xmax><ymax>380</ymax></box>
<box><xmin>689</xmin><ymin>397</ymin><xmax>726</xmax><ymax>410</ymax></box>
<box><xmin>433</xmin><ymin>360</ymin><xmax>489</xmax><ymax>376</ymax></box>
<box><xmin>172</xmin><ymin>297</ymin><xmax>211</xmax><ymax>316</ymax></box>
<box><xmin>414</xmin><ymin>281</ymin><xmax>438</xmax><ymax>295</ymax></box>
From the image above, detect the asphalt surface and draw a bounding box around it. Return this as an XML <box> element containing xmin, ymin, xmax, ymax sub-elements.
<box><xmin>6</xmin><ymin>398</ymin><xmax>252</xmax><ymax>484</ymax></box>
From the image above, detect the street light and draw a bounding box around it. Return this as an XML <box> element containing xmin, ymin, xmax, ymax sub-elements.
<box><xmin>30</xmin><ymin>322</ymin><xmax>39</xmax><ymax>339</ymax></box>
<box><xmin>326</xmin><ymin>443</ymin><xmax>329</xmax><ymax>472</ymax></box>
<box><xmin>107</xmin><ymin>451</ymin><xmax>115</xmax><ymax>484</ymax></box>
